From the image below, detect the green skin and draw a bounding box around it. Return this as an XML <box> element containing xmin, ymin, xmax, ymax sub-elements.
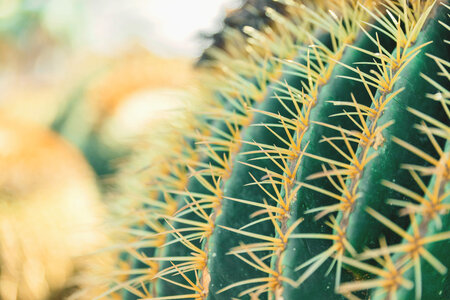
<box><xmin>343</xmin><ymin>3</ymin><xmax>449</xmax><ymax>254</ymax></box>
<box><xmin>123</xmin><ymin>192</ymin><xmax>165</xmax><ymax>300</ymax></box>
<box><xmin>279</xmin><ymin>23</ymin><xmax>395</xmax><ymax>299</ymax></box>
<box><xmin>156</xmin><ymin>75</ymin><xmax>266</xmax><ymax>297</ymax></box>
<box><xmin>156</xmin><ymin>107</ymin><xmax>244</xmax><ymax>297</ymax></box>
<box><xmin>205</xmin><ymin>75</ymin><xmax>299</xmax><ymax>300</ymax></box>
<box><xmin>374</xmin><ymin>145</ymin><xmax>450</xmax><ymax>299</ymax></box>
<box><xmin>123</xmin><ymin>134</ymin><xmax>206</xmax><ymax>300</ymax></box>
<box><xmin>395</xmin><ymin>184</ymin><xmax>450</xmax><ymax>300</ymax></box>
<box><xmin>207</xmin><ymin>33</ymin><xmax>333</xmax><ymax>299</ymax></box>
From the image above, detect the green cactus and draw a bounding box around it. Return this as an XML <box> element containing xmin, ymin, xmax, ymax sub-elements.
<box><xmin>100</xmin><ymin>1</ymin><xmax>450</xmax><ymax>299</ymax></box>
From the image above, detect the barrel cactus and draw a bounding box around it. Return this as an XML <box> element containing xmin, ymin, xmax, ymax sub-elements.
<box><xmin>99</xmin><ymin>0</ymin><xmax>450</xmax><ymax>299</ymax></box>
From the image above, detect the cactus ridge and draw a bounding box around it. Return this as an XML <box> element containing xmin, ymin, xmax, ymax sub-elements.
<box><xmin>145</xmin><ymin>4</ymin><xmax>319</xmax><ymax>299</ymax></box>
<box><xmin>98</xmin><ymin>1</ymin><xmax>450</xmax><ymax>299</ymax></box>
<box><xmin>278</xmin><ymin>2</ymin><xmax>446</xmax><ymax>298</ymax></box>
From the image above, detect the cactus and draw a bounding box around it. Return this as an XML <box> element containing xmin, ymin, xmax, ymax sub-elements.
<box><xmin>101</xmin><ymin>0</ymin><xmax>450</xmax><ymax>299</ymax></box>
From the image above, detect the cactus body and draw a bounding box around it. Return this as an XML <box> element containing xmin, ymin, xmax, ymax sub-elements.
<box><xmin>105</xmin><ymin>1</ymin><xmax>450</xmax><ymax>299</ymax></box>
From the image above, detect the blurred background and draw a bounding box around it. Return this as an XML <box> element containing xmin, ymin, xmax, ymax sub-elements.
<box><xmin>0</xmin><ymin>0</ymin><xmax>242</xmax><ymax>299</ymax></box>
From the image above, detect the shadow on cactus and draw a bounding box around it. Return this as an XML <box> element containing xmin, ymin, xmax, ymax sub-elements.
<box><xmin>95</xmin><ymin>1</ymin><xmax>450</xmax><ymax>299</ymax></box>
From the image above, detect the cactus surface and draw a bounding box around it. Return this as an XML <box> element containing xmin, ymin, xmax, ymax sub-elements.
<box><xmin>103</xmin><ymin>1</ymin><xmax>450</xmax><ymax>299</ymax></box>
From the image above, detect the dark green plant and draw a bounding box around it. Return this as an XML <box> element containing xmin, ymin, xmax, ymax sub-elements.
<box><xmin>103</xmin><ymin>1</ymin><xmax>450</xmax><ymax>299</ymax></box>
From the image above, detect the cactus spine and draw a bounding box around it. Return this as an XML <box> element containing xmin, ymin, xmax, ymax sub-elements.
<box><xmin>101</xmin><ymin>1</ymin><xmax>450</xmax><ymax>299</ymax></box>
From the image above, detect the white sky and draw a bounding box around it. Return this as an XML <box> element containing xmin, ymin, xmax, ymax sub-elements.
<box><xmin>81</xmin><ymin>0</ymin><xmax>242</xmax><ymax>58</ymax></box>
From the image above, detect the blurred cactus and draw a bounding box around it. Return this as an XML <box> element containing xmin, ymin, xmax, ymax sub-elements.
<box><xmin>0</xmin><ymin>115</ymin><xmax>105</xmax><ymax>300</ymax></box>
<box><xmin>51</xmin><ymin>47</ymin><xmax>195</xmax><ymax>177</ymax></box>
